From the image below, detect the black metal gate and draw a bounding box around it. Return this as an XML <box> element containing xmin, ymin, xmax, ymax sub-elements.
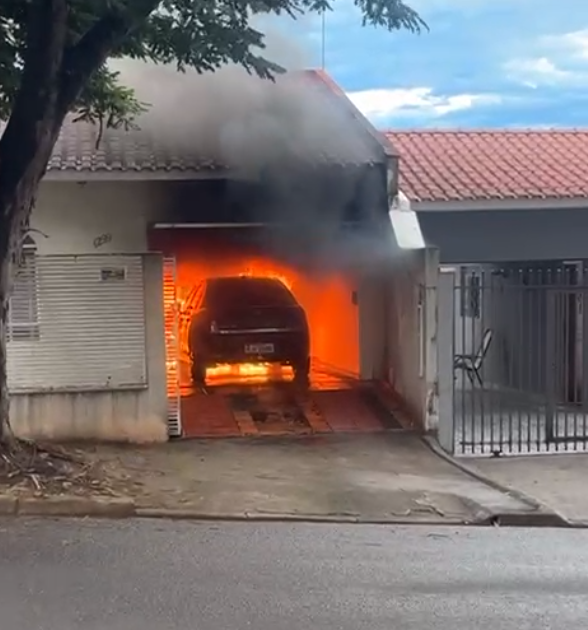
<box><xmin>447</xmin><ymin>262</ymin><xmax>588</xmax><ymax>455</ymax></box>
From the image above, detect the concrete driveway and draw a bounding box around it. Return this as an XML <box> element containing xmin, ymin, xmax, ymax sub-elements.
<box><xmin>82</xmin><ymin>433</ymin><xmax>537</xmax><ymax>523</ymax></box>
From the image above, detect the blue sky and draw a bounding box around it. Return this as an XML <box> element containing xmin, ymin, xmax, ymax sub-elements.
<box><xmin>273</xmin><ymin>0</ymin><xmax>588</xmax><ymax>128</ymax></box>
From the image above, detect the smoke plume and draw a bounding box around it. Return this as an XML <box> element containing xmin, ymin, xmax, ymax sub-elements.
<box><xmin>107</xmin><ymin>27</ymin><xmax>401</xmax><ymax>272</ymax></box>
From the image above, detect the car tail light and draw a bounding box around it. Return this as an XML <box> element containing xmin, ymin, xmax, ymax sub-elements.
<box><xmin>210</xmin><ymin>320</ymin><xmax>219</xmax><ymax>333</ymax></box>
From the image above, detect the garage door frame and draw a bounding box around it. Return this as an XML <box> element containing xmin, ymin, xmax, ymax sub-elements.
<box><xmin>163</xmin><ymin>256</ymin><xmax>182</xmax><ymax>437</ymax></box>
<box><xmin>149</xmin><ymin>222</ymin><xmax>392</xmax><ymax>384</ymax></box>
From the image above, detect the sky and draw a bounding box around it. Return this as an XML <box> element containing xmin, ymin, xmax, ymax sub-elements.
<box><xmin>272</xmin><ymin>0</ymin><xmax>588</xmax><ymax>129</ymax></box>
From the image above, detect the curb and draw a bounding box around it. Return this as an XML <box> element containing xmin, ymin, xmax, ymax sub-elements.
<box><xmin>0</xmin><ymin>494</ymin><xmax>578</xmax><ymax>527</ymax></box>
<box><xmin>0</xmin><ymin>495</ymin><xmax>136</xmax><ymax>518</ymax></box>
<box><xmin>421</xmin><ymin>435</ymin><xmax>572</xmax><ymax>528</ymax></box>
<box><xmin>134</xmin><ymin>508</ymin><xmax>472</xmax><ymax>526</ymax></box>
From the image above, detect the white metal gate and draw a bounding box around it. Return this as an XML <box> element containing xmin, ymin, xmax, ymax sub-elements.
<box><xmin>163</xmin><ymin>257</ymin><xmax>182</xmax><ymax>437</ymax></box>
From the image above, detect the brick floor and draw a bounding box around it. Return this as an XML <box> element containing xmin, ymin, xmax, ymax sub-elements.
<box><xmin>181</xmin><ymin>393</ymin><xmax>240</xmax><ymax>438</ymax></box>
<box><xmin>180</xmin><ymin>386</ymin><xmax>394</xmax><ymax>438</ymax></box>
<box><xmin>312</xmin><ymin>390</ymin><xmax>386</xmax><ymax>433</ymax></box>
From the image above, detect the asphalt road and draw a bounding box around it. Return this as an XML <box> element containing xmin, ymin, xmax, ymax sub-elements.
<box><xmin>0</xmin><ymin>518</ymin><xmax>587</xmax><ymax>630</ymax></box>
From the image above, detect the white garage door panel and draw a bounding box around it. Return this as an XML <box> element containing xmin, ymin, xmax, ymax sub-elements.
<box><xmin>7</xmin><ymin>254</ymin><xmax>147</xmax><ymax>392</ymax></box>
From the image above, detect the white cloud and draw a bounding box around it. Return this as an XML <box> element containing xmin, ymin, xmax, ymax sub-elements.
<box><xmin>506</xmin><ymin>29</ymin><xmax>588</xmax><ymax>87</ymax></box>
<box><xmin>346</xmin><ymin>87</ymin><xmax>500</xmax><ymax>121</ymax></box>
<box><xmin>547</xmin><ymin>29</ymin><xmax>588</xmax><ymax>59</ymax></box>
<box><xmin>504</xmin><ymin>56</ymin><xmax>572</xmax><ymax>87</ymax></box>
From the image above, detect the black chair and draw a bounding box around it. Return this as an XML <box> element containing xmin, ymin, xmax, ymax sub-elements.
<box><xmin>454</xmin><ymin>328</ymin><xmax>493</xmax><ymax>386</ymax></box>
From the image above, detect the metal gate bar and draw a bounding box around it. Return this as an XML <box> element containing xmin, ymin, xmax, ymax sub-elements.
<box><xmin>450</xmin><ymin>262</ymin><xmax>588</xmax><ymax>455</ymax></box>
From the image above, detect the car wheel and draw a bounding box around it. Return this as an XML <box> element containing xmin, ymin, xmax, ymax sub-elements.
<box><xmin>191</xmin><ymin>359</ymin><xmax>207</xmax><ymax>386</ymax></box>
<box><xmin>293</xmin><ymin>357</ymin><xmax>310</xmax><ymax>386</ymax></box>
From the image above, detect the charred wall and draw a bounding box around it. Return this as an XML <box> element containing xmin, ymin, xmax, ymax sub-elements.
<box><xmin>161</xmin><ymin>163</ymin><xmax>387</xmax><ymax>226</ymax></box>
<box><xmin>156</xmin><ymin>162</ymin><xmax>390</xmax><ymax>271</ymax></box>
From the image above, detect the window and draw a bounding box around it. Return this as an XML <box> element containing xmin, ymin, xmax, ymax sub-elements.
<box><xmin>460</xmin><ymin>268</ymin><xmax>481</xmax><ymax>319</ymax></box>
<box><xmin>8</xmin><ymin>237</ymin><xmax>39</xmax><ymax>341</ymax></box>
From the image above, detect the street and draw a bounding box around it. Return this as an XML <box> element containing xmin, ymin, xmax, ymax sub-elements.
<box><xmin>0</xmin><ymin>518</ymin><xmax>586</xmax><ymax>629</ymax></box>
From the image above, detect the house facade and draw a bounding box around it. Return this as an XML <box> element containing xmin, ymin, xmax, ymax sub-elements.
<box><xmin>386</xmin><ymin>129</ymin><xmax>588</xmax><ymax>456</ymax></box>
<box><xmin>5</xmin><ymin>71</ymin><xmax>438</xmax><ymax>443</ymax></box>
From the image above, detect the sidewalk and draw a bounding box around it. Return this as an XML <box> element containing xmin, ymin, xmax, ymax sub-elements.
<box><xmin>471</xmin><ymin>453</ymin><xmax>588</xmax><ymax>525</ymax></box>
<box><xmin>71</xmin><ymin>433</ymin><xmax>541</xmax><ymax>524</ymax></box>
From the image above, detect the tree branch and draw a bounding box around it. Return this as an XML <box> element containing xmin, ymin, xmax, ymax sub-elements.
<box><xmin>58</xmin><ymin>0</ymin><xmax>160</xmax><ymax>110</ymax></box>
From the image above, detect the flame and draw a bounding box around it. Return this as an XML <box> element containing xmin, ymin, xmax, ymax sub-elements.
<box><xmin>156</xmin><ymin>230</ymin><xmax>361</xmax><ymax>389</ymax></box>
<box><xmin>206</xmin><ymin>362</ymin><xmax>294</xmax><ymax>384</ymax></box>
<box><xmin>238</xmin><ymin>266</ymin><xmax>293</xmax><ymax>290</ymax></box>
<box><xmin>208</xmin><ymin>363</ymin><xmax>271</xmax><ymax>377</ymax></box>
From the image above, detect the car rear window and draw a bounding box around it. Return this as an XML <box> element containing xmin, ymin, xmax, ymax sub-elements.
<box><xmin>205</xmin><ymin>277</ymin><xmax>297</xmax><ymax>309</ymax></box>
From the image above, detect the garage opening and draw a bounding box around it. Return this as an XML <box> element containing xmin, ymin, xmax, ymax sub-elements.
<box><xmin>153</xmin><ymin>224</ymin><xmax>405</xmax><ymax>438</ymax></box>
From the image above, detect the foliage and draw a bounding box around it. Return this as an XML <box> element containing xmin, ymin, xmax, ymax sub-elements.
<box><xmin>0</xmin><ymin>0</ymin><xmax>426</xmax><ymax>131</ymax></box>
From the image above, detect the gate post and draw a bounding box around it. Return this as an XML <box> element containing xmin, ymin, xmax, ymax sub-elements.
<box><xmin>437</xmin><ymin>268</ymin><xmax>456</xmax><ymax>453</ymax></box>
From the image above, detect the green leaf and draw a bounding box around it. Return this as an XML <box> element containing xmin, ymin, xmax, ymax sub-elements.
<box><xmin>0</xmin><ymin>0</ymin><xmax>426</xmax><ymax>131</ymax></box>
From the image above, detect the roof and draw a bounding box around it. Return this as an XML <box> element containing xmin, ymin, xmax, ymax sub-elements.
<box><xmin>385</xmin><ymin>129</ymin><xmax>588</xmax><ymax>203</ymax></box>
<box><xmin>26</xmin><ymin>69</ymin><xmax>390</xmax><ymax>179</ymax></box>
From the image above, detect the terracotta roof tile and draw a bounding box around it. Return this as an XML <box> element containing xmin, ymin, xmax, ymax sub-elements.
<box><xmin>385</xmin><ymin>129</ymin><xmax>588</xmax><ymax>202</ymax></box>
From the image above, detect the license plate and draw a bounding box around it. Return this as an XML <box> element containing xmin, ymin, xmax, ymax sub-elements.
<box><xmin>244</xmin><ymin>343</ymin><xmax>274</xmax><ymax>354</ymax></box>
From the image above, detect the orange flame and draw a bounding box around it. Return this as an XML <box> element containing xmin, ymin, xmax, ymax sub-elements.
<box><xmin>238</xmin><ymin>265</ymin><xmax>293</xmax><ymax>290</ymax></box>
<box><xmin>205</xmin><ymin>362</ymin><xmax>294</xmax><ymax>385</ymax></box>
<box><xmin>162</xmin><ymin>243</ymin><xmax>360</xmax><ymax>388</ymax></box>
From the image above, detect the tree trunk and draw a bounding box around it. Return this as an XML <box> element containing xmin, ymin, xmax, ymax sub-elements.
<box><xmin>0</xmin><ymin>0</ymin><xmax>71</xmax><ymax>446</ymax></box>
<box><xmin>0</xmin><ymin>134</ymin><xmax>64</xmax><ymax>446</ymax></box>
<box><xmin>0</xmin><ymin>272</ymin><xmax>10</xmax><ymax>446</ymax></box>
<box><xmin>0</xmin><ymin>194</ymin><xmax>43</xmax><ymax>446</ymax></box>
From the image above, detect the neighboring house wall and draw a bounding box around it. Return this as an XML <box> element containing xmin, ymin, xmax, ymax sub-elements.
<box><xmin>418</xmin><ymin>208</ymin><xmax>588</xmax><ymax>263</ymax></box>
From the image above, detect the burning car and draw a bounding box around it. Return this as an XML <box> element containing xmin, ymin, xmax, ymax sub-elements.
<box><xmin>182</xmin><ymin>275</ymin><xmax>311</xmax><ymax>386</ymax></box>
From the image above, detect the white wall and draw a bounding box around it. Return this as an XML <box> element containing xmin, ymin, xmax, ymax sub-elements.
<box><xmin>385</xmin><ymin>248</ymin><xmax>439</xmax><ymax>431</ymax></box>
<box><xmin>32</xmin><ymin>181</ymin><xmax>168</xmax><ymax>255</ymax></box>
<box><xmin>7</xmin><ymin>182</ymin><xmax>170</xmax><ymax>442</ymax></box>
